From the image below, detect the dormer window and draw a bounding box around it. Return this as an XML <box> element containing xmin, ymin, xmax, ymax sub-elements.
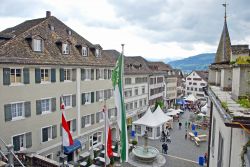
<box><xmin>95</xmin><ymin>49</ymin><xmax>100</xmax><ymax>57</ymax></box>
<box><xmin>62</xmin><ymin>43</ymin><xmax>70</xmax><ymax>54</ymax></box>
<box><xmin>33</xmin><ymin>38</ymin><xmax>43</xmax><ymax>52</ymax></box>
<box><xmin>82</xmin><ymin>47</ymin><xmax>88</xmax><ymax>57</ymax></box>
<box><xmin>67</xmin><ymin>30</ymin><xmax>72</xmax><ymax>36</ymax></box>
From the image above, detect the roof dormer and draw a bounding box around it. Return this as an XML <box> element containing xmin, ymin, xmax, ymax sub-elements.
<box><xmin>76</xmin><ymin>44</ymin><xmax>89</xmax><ymax>57</ymax></box>
<box><xmin>56</xmin><ymin>40</ymin><xmax>71</xmax><ymax>55</ymax></box>
<box><xmin>25</xmin><ymin>35</ymin><xmax>45</xmax><ymax>53</ymax></box>
<box><xmin>94</xmin><ymin>44</ymin><xmax>102</xmax><ymax>57</ymax></box>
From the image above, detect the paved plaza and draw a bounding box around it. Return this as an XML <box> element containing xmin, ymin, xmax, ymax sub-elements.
<box><xmin>124</xmin><ymin>110</ymin><xmax>208</xmax><ymax>167</ymax></box>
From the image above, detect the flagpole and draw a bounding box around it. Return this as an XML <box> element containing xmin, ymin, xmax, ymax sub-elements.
<box><xmin>60</xmin><ymin>95</ymin><xmax>65</xmax><ymax>167</ymax></box>
<box><xmin>104</xmin><ymin>99</ymin><xmax>107</xmax><ymax>167</ymax></box>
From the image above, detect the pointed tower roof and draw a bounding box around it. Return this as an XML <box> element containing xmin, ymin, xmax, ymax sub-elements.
<box><xmin>214</xmin><ymin>3</ymin><xmax>232</xmax><ymax>64</ymax></box>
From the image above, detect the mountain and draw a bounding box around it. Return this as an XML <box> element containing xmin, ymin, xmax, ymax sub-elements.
<box><xmin>168</xmin><ymin>53</ymin><xmax>215</xmax><ymax>73</ymax></box>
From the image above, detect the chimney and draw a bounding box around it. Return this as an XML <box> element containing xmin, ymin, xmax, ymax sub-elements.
<box><xmin>46</xmin><ymin>11</ymin><xmax>51</xmax><ymax>18</ymax></box>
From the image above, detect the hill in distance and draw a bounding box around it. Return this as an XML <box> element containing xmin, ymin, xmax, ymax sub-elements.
<box><xmin>168</xmin><ymin>53</ymin><xmax>215</xmax><ymax>73</ymax></box>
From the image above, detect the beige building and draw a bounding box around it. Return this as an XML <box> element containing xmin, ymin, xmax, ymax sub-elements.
<box><xmin>207</xmin><ymin>9</ymin><xmax>250</xmax><ymax>167</ymax></box>
<box><xmin>0</xmin><ymin>11</ymin><xmax>116</xmax><ymax>162</ymax></box>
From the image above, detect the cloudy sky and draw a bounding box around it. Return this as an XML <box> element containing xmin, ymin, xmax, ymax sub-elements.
<box><xmin>0</xmin><ymin>0</ymin><xmax>249</xmax><ymax>60</ymax></box>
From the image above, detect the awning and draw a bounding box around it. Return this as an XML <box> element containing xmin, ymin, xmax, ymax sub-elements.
<box><xmin>64</xmin><ymin>139</ymin><xmax>81</xmax><ymax>154</ymax></box>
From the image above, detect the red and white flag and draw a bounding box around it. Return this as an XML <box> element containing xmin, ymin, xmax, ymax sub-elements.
<box><xmin>61</xmin><ymin>96</ymin><xmax>73</xmax><ymax>147</ymax></box>
<box><xmin>103</xmin><ymin>105</ymin><xmax>113</xmax><ymax>164</ymax></box>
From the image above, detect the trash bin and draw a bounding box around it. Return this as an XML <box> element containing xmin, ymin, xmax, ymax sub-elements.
<box><xmin>199</xmin><ymin>156</ymin><xmax>204</xmax><ymax>166</ymax></box>
<box><xmin>131</xmin><ymin>130</ymin><xmax>135</xmax><ymax>138</ymax></box>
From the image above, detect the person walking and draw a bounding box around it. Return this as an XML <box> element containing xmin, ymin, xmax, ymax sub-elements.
<box><xmin>179</xmin><ymin>122</ymin><xmax>182</xmax><ymax>129</ymax></box>
<box><xmin>164</xmin><ymin>143</ymin><xmax>168</xmax><ymax>154</ymax></box>
<box><xmin>185</xmin><ymin>132</ymin><xmax>187</xmax><ymax>140</ymax></box>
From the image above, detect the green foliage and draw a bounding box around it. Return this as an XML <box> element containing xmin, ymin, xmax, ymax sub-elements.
<box><xmin>236</xmin><ymin>56</ymin><xmax>250</xmax><ymax>65</ymax></box>
<box><xmin>87</xmin><ymin>157</ymin><xmax>93</xmax><ymax>166</ymax></box>
<box><xmin>230</xmin><ymin>61</ymin><xmax>236</xmax><ymax>65</ymax></box>
<box><xmin>237</xmin><ymin>98</ymin><xmax>250</xmax><ymax>108</ymax></box>
<box><xmin>154</xmin><ymin>100</ymin><xmax>164</xmax><ymax>112</ymax></box>
<box><xmin>221</xmin><ymin>101</ymin><xmax>228</xmax><ymax>110</ymax></box>
<box><xmin>131</xmin><ymin>140</ymin><xmax>138</xmax><ymax>146</ymax></box>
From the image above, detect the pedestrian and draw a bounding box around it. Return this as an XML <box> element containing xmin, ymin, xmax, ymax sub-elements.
<box><xmin>179</xmin><ymin>122</ymin><xmax>182</xmax><ymax>129</ymax></box>
<box><xmin>185</xmin><ymin>121</ymin><xmax>188</xmax><ymax>129</ymax></box>
<box><xmin>188</xmin><ymin>122</ymin><xmax>191</xmax><ymax>128</ymax></box>
<box><xmin>185</xmin><ymin>133</ymin><xmax>187</xmax><ymax>140</ymax></box>
<box><xmin>204</xmin><ymin>152</ymin><xmax>208</xmax><ymax>164</ymax></box>
<box><xmin>161</xmin><ymin>143</ymin><xmax>165</xmax><ymax>153</ymax></box>
<box><xmin>164</xmin><ymin>143</ymin><xmax>168</xmax><ymax>154</ymax></box>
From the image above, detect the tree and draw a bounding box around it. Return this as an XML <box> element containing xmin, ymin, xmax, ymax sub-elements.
<box><xmin>153</xmin><ymin>100</ymin><xmax>164</xmax><ymax>112</ymax></box>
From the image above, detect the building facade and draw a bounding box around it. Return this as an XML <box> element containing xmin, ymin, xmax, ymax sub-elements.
<box><xmin>207</xmin><ymin>9</ymin><xmax>250</xmax><ymax>167</ymax></box>
<box><xmin>185</xmin><ymin>70</ymin><xmax>208</xmax><ymax>101</ymax></box>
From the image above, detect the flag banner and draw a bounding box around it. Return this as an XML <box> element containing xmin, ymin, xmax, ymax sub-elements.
<box><xmin>61</xmin><ymin>97</ymin><xmax>73</xmax><ymax>147</ymax></box>
<box><xmin>112</xmin><ymin>54</ymin><xmax>128</xmax><ymax>162</ymax></box>
<box><xmin>103</xmin><ymin>105</ymin><xmax>113</xmax><ymax>165</ymax></box>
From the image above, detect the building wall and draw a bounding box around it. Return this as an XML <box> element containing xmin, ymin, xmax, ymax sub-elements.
<box><xmin>148</xmin><ymin>75</ymin><xmax>165</xmax><ymax>106</ymax></box>
<box><xmin>165</xmin><ymin>77</ymin><xmax>177</xmax><ymax>100</ymax></box>
<box><xmin>220</xmin><ymin>69</ymin><xmax>232</xmax><ymax>90</ymax></box>
<box><xmin>232</xmin><ymin>67</ymin><xmax>240</xmax><ymax>99</ymax></box>
<box><xmin>208</xmin><ymin>69</ymin><xmax>216</xmax><ymax>84</ymax></box>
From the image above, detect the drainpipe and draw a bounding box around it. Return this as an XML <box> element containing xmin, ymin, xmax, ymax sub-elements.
<box><xmin>229</xmin><ymin>127</ymin><xmax>232</xmax><ymax>167</ymax></box>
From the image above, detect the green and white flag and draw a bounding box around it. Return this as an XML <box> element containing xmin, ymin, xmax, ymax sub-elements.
<box><xmin>112</xmin><ymin>54</ymin><xmax>128</xmax><ymax>162</ymax></box>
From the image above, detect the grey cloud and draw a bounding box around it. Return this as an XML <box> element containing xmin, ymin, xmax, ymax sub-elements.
<box><xmin>108</xmin><ymin>0</ymin><xmax>250</xmax><ymax>46</ymax></box>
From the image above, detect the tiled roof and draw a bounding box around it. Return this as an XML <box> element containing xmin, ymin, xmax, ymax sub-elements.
<box><xmin>231</xmin><ymin>45</ymin><xmax>249</xmax><ymax>55</ymax></box>
<box><xmin>215</xmin><ymin>20</ymin><xmax>232</xmax><ymax>64</ymax></box>
<box><xmin>195</xmin><ymin>70</ymin><xmax>209</xmax><ymax>82</ymax></box>
<box><xmin>124</xmin><ymin>56</ymin><xmax>153</xmax><ymax>75</ymax></box>
<box><xmin>0</xmin><ymin>14</ymin><xmax>114</xmax><ymax>67</ymax></box>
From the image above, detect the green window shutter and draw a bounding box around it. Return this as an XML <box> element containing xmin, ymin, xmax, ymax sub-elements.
<box><xmin>13</xmin><ymin>136</ymin><xmax>20</xmax><ymax>151</ymax></box>
<box><xmin>72</xmin><ymin>119</ymin><xmax>76</xmax><ymax>132</ymax></box>
<box><xmin>82</xmin><ymin>93</ymin><xmax>86</xmax><ymax>105</ymax></box>
<box><xmin>35</xmin><ymin>68</ymin><xmax>41</xmax><ymax>83</ymax></box>
<box><xmin>91</xmin><ymin>69</ymin><xmax>94</xmax><ymax>80</ymax></box>
<box><xmin>23</xmin><ymin>68</ymin><xmax>30</xmax><ymax>84</ymax></box>
<box><xmin>4</xmin><ymin>104</ymin><xmax>12</xmax><ymax>122</ymax></box>
<box><xmin>24</xmin><ymin>102</ymin><xmax>31</xmax><ymax>118</ymax></box>
<box><xmin>81</xmin><ymin>117</ymin><xmax>85</xmax><ymax>128</ymax></box>
<box><xmin>91</xmin><ymin>114</ymin><xmax>95</xmax><ymax>125</ymax></box>
<box><xmin>36</xmin><ymin>100</ymin><xmax>42</xmax><ymax>115</ymax></box>
<box><xmin>91</xmin><ymin>92</ymin><xmax>95</xmax><ymax>103</ymax></box>
<box><xmin>52</xmin><ymin>125</ymin><xmax>57</xmax><ymax>139</ymax></box>
<box><xmin>72</xmin><ymin>69</ymin><xmax>76</xmax><ymax>81</ymax></box>
<box><xmin>72</xmin><ymin>94</ymin><xmax>76</xmax><ymax>107</ymax></box>
<box><xmin>60</xmin><ymin>68</ymin><xmax>64</xmax><ymax>82</ymax></box>
<box><xmin>25</xmin><ymin>132</ymin><xmax>32</xmax><ymax>148</ymax></box>
<box><xmin>3</xmin><ymin>68</ymin><xmax>10</xmax><ymax>85</ymax></box>
<box><xmin>51</xmin><ymin>69</ymin><xmax>56</xmax><ymax>83</ymax></box>
<box><xmin>51</xmin><ymin>98</ymin><xmax>56</xmax><ymax>112</ymax></box>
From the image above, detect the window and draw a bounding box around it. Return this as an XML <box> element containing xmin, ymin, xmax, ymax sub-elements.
<box><xmin>124</xmin><ymin>89</ymin><xmax>132</xmax><ymax>97</ymax></box>
<box><xmin>195</xmin><ymin>88</ymin><xmax>197</xmax><ymax>91</ymax></box>
<box><xmin>41</xmin><ymin>99</ymin><xmax>51</xmax><ymax>114</ymax></box>
<box><xmin>193</xmin><ymin>83</ymin><xmax>197</xmax><ymax>85</ymax></box>
<box><xmin>84</xmin><ymin>69</ymin><xmax>91</xmax><ymax>80</ymax></box>
<box><xmin>96</xmin><ymin>69</ymin><xmax>104</xmax><ymax>80</ymax></box>
<box><xmin>82</xmin><ymin>47</ymin><xmax>88</xmax><ymax>56</ymax></box>
<box><xmin>187</xmin><ymin>87</ymin><xmax>189</xmax><ymax>90</ymax></box>
<box><xmin>134</xmin><ymin>101</ymin><xmax>138</xmax><ymax>109</ymax></box>
<box><xmin>64</xmin><ymin>69</ymin><xmax>71</xmax><ymax>81</ymax></box>
<box><xmin>11</xmin><ymin>103</ymin><xmax>24</xmax><ymax>120</ymax></box>
<box><xmin>142</xmin><ymin>87</ymin><xmax>145</xmax><ymax>94</ymax></box>
<box><xmin>67</xmin><ymin>119</ymin><xmax>76</xmax><ymax>132</ymax></box>
<box><xmin>62</xmin><ymin>43</ymin><xmax>70</xmax><ymax>54</ymax></box>
<box><xmin>191</xmin><ymin>87</ymin><xmax>193</xmax><ymax>91</ymax></box>
<box><xmin>82</xmin><ymin>115</ymin><xmax>91</xmax><ymax>127</ymax></box>
<box><xmin>200</xmin><ymin>83</ymin><xmax>206</xmax><ymax>86</ymax></box>
<box><xmin>217</xmin><ymin>132</ymin><xmax>224</xmax><ymax>167</ymax></box>
<box><xmin>157</xmin><ymin>77</ymin><xmax>163</xmax><ymax>83</ymax></box>
<box><xmin>83</xmin><ymin>92</ymin><xmax>91</xmax><ymax>104</ymax></box>
<box><xmin>41</xmin><ymin>69</ymin><xmax>49</xmax><ymax>82</ymax></box>
<box><xmin>139</xmin><ymin>100</ymin><xmax>143</xmax><ymax>107</ymax></box>
<box><xmin>104</xmin><ymin>69</ymin><xmax>108</xmax><ymax>79</ymax></box>
<box><xmin>13</xmin><ymin>134</ymin><xmax>25</xmax><ymax>151</ymax></box>
<box><xmin>96</xmin><ymin>112</ymin><xmax>104</xmax><ymax>123</ymax></box>
<box><xmin>189</xmin><ymin>82</ymin><xmax>192</xmax><ymax>85</ymax></box>
<box><xmin>134</xmin><ymin>88</ymin><xmax>138</xmax><ymax>96</ymax></box>
<box><xmin>135</xmin><ymin>125</ymin><xmax>141</xmax><ymax>135</ymax></box>
<box><xmin>108</xmin><ymin>108</ymin><xmax>117</xmax><ymax>119</ymax></box>
<box><xmin>10</xmin><ymin>68</ymin><xmax>22</xmax><ymax>84</ymax></box>
<box><xmin>33</xmin><ymin>39</ymin><xmax>43</xmax><ymax>52</ymax></box>
<box><xmin>96</xmin><ymin>90</ymin><xmax>104</xmax><ymax>102</ymax></box>
<box><xmin>63</xmin><ymin>95</ymin><xmax>72</xmax><ymax>108</ymax></box>
<box><xmin>125</xmin><ymin>78</ymin><xmax>131</xmax><ymax>85</ymax></box>
<box><xmin>187</xmin><ymin>78</ymin><xmax>191</xmax><ymax>80</ymax></box>
<box><xmin>42</xmin><ymin>126</ymin><xmax>52</xmax><ymax>142</ymax></box>
<box><xmin>146</xmin><ymin>127</ymin><xmax>152</xmax><ymax>137</ymax></box>
<box><xmin>95</xmin><ymin>49</ymin><xmax>100</xmax><ymax>57</ymax></box>
<box><xmin>89</xmin><ymin>132</ymin><xmax>102</xmax><ymax>148</ymax></box>
<box><xmin>144</xmin><ymin>99</ymin><xmax>147</xmax><ymax>106</ymax></box>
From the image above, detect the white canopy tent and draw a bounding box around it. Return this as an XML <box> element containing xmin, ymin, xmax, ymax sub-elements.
<box><xmin>166</xmin><ymin>110</ymin><xmax>180</xmax><ymax>117</ymax></box>
<box><xmin>201</xmin><ymin>103</ymin><xmax>208</xmax><ymax>113</ymax></box>
<box><xmin>185</xmin><ymin>94</ymin><xmax>197</xmax><ymax>102</ymax></box>
<box><xmin>133</xmin><ymin>106</ymin><xmax>173</xmax><ymax>139</ymax></box>
<box><xmin>176</xmin><ymin>109</ymin><xmax>184</xmax><ymax>113</ymax></box>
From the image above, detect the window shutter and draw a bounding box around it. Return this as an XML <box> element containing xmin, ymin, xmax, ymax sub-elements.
<box><xmin>96</xmin><ymin>113</ymin><xmax>100</xmax><ymax>123</ymax></box>
<box><xmin>52</xmin><ymin>125</ymin><xmax>57</xmax><ymax>139</ymax></box>
<box><xmin>25</xmin><ymin>132</ymin><xmax>32</xmax><ymax>148</ymax></box>
<box><xmin>82</xmin><ymin>93</ymin><xmax>86</xmax><ymax>105</ymax></box>
<box><xmin>91</xmin><ymin>92</ymin><xmax>95</xmax><ymax>103</ymax></box>
<box><xmin>13</xmin><ymin>136</ymin><xmax>20</xmax><ymax>151</ymax></box>
<box><xmin>23</xmin><ymin>68</ymin><xmax>30</xmax><ymax>84</ymax></box>
<box><xmin>24</xmin><ymin>102</ymin><xmax>31</xmax><ymax>117</ymax></box>
<box><xmin>3</xmin><ymin>68</ymin><xmax>10</xmax><ymax>85</ymax></box>
<box><xmin>91</xmin><ymin>69</ymin><xmax>94</xmax><ymax>80</ymax></box>
<box><xmin>91</xmin><ymin>114</ymin><xmax>95</xmax><ymax>125</ymax></box>
<box><xmin>36</xmin><ymin>100</ymin><xmax>42</xmax><ymax>115</ymax></box>
<box><xmin>72</xmin><ymin>69</ymin><xmax>76</xmax><ymax>81</ymax></box>
<box><xmin>81</xmin><ymin>117</ymin><xmax>85</xmax><ymax>128</ymax></box>
<box><xmin>35</xmin><ymin>68</ymin><xmax>41</xmax><ymax>83</ymax></box>
<box><xmin>4</xmin><ymin>104</ymin><xmax>12</xmax><ymax>122</ymax></box>
<box><xmin>51</xmin><ymin>98</ymin><xmax>56</xmax><ymax>112</ymax></box>
<box><xmin>72</xmin><ymin>94</ymin><xmax>76</xmax><ymax>107</ymax></box>
<box><xmin>81</xmin><ymin>69</ymin><xmax>85</xmax><ymax>80</ymax></box>
<box><xmin>72</xmin><ymin>119</ymin><xmax>76</xmax><ymax>132</ymax></box>
<box><xmin>51</xmin><ymin>69</ymin><xmax>56</xmax><ymax>82</ymax></box>
<box><xmin>60</xmin><ymin>68</ymin><xmax>64</xmax><ymax>82</ymax></box>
